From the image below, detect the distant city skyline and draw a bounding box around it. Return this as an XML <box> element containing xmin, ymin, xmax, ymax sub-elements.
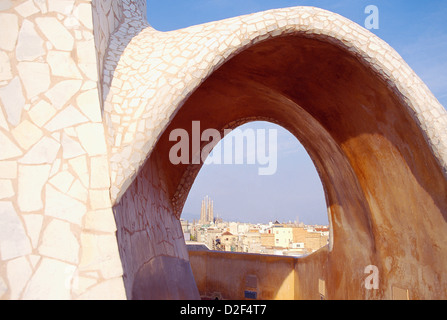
<box><xmin>147</xmin><ymin>1</ymin><xmax>447</xmax><ymax>225</ymax></box>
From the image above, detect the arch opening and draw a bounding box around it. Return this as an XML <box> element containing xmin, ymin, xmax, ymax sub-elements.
<box><xmin>112</xmin><ymin>33</ymin><xmax>447</xmax><ymax>300</ymax></box>
<box><xmin>180</xmin><ymin>120</ymin><xmax>330</xmax><ymax>255</ymax></box>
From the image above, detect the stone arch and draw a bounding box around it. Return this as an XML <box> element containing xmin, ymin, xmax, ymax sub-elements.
<box><xmin>106</xmin><ymin>6</ymin><xmax>447</xmax><ymax>299</ymax></box>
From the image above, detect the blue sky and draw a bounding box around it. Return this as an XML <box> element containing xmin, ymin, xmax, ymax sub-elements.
<box><xmin>146</xmin><ymin>1</ymin><xmax>447</xmax><ymax>224</ymax></box>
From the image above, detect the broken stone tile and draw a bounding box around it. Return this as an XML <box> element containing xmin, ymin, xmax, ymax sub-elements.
<box><xmin>6</xmin><ymin>256</ymin><xmax>33</xmax><ymax>299</ymax></box>
<box><xmin>14</xmin><ymin>0</ymin><xmax>40</xmax><ymax>18</ymax></box>
<box><xmin>28</xmin><ymin>100</ymin><xmax>57</xmax><ymax>127</ymax></box>
<box><xmin>49</xmin><ymin>170</ymin><xmax>75</xmax><ymax>193</ymax></box>
<box><xmin>76</xmin><ymin>277</ymin><xmax>126</xmax><ymax>300</ymax></box>
<box><xmin>47</xmin><ymin>0</ymin><xmax>75</xmax><ymax>15</ymax></box>
<box><xmin>0</xmin><ymin>0</ymin><xmax>12</xmax><ymax>11</ymax></box>
<box><xmin>22</xmin><ymin>258</ymin><xmax>75</xmax><ymax>299</ymax></box>
<box><xmin>68</xmin><ymin>155</ymin><xmax>89</xmax><ymax>187</ymax></box>
<box><xmin>89</xmin><ymin>189</ymin><xmax>111</xmax><ymax>210</ymax></box>
<box><xmin>11</xmin><ymin>119</ymin><xmax>43</xmax><ymax>150</ymax></box>
<box><xmin>61</xmin><ymin>133</ymin><xmax>86</xmax><ymax>159</ymax></box>
<box><xmin>76</xmin><ymin>39</ymin><xmax>98</xmax><ymax>81</ymax></box>
<box><xmin>47</xmin><ymin>50</ymin><xmax>82</xmax><ymax>79</ymax></box>
<box><xmin>67</xmin><ymin>179</ymin><xmax>88</xmax><ymax>202</ymax></box>
<box><xmin>44</xmin><ymin>80</ymin><xmax>82</xmax><ymax>110</ymax></box>
<box><xmin>0</xmin><ymin>108</ymin><xmax>8</xmax><ymax>130</ymax></box>
<box><xmin>22</xmin><ymin>214</ymin><xmax>43</xmax><ymax>248</ymax></box>
<box><xmin>44</xmin><ymin>105</ymin><xmax>88</xmax><ymax>132</ymax></box>
<box><xmin>0</xmin><ymin>131</ymin><xmax>23</xmax><ymax>161</ymax></box>
<box><xmin>0</xmin><ymin>51</ymin><xmax>12</xmax><ymax>81</ymax></box>
<box><xmin>45</xmin><ymin>184</ymin><xmax>86</xmax><ymax>225</ymax></box>
<box><xmin>90</xmin><ymin>156</ymin><xmax>110</xmax><ymax>189</ymax></box>
<box><xmin>76</xmin><ymin>3</ymin><xmax>93</xmax><ymax>29</ymax></box>
<box><xmin>0</xmin><ymin>201</ymin><xmax>32</xmax><ymax>261</ymax></box>
<box><xmin>79</xmin><ymin>232</ymin><xmax>122</xmax><ymax>279</ymax></box>
<box><xmin>76</xmin><ymin>89</ymin><xmax>102</xmax><ymax>122</ymax></box>
<box><xmin>17</xmin><ymin>164</ymin><xmax>51</xmax><ymax>212</ymax></box>
<box><xmin>19</xmin><ymin>136</ymin><xmax>60</xmax><ymax>164</ymax></box>
<box><xmin>84</xmin><ymin>209</ymin><xmax>117</xmax><ymax>233</ymax></box>
<box><xmin>17</xmin><ymin>62</ymin><xmax>51</xmax><ymax>99</ymax></box>
<box><xmin>0</xmin><ymin>161</ymin><xmax>17</xmax><ymax>179</ymax></box>
<box><xmin>38</xmin><ymin>218</ymin><xmax>80</xmax><ymax>264</ymax></box>
<box><xmin>0</xmin><ymin>179</ymin><xmax>14</xmax><ymax>200</ymax></box>
<box><xmin>16</xmin><ymin>19</ymin><xmax>45</xmax><ymax>61</ymax></box>
<box><xmin>0</xmin><ymin>77</ymin><xmax>25</xmax><ymax>126</ymax></box>
<box><xmin>0</xmin><ymin>13</ymin><xmax>18</xmax><ymax>51</ymax></box>
<box><xmin>75</xmin><ymin>123</ymin><xmax>108</xmax><ymax>156</ymax></box>
<box><xmin>35</xmin><ymin>16</ymin><xmax>74</xmax><ymax>51</ymax></box>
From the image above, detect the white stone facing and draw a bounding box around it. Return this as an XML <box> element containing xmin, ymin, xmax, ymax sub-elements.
<box><xmin>22</xmin><ymin>214</ymin><xmax>43</xmax><ymax>248</ymax></box>
<box><xmin>0</xmin><ymin>13</ymin><xmax>19</xmax><ymax>51</ymax></box>
<box><xmin>90</xmin><ymin>156</ymin><xmax>110</xmax><ymax>189</ymax></box>
<box><xmin>44</xmin><ymin>104</ymin><xmax>88</xmax><ymax>132</ymax></box>
<box><xmin>28</xmin><ymin>100</ymin><xmax>57</xmax><ymax>127</ymax></box>
<box><xmin>79</xmin><ymin>232</ymin><xmax>123</xmax><ymax>279</ymax></box>
<box><xmin>17</xmin><ymin>62</ymin><xmax>51</xmax><ymax>100</ymax></box>
<box><xmin>0</xmin><ymin>51</ymin><xmax>13</xmax><ymax>81</ymax></box>
<box><xmin>35</xmin><ymin>16</ymin><xmax>74</xmax><ymax>51</ymax></box>
<box><xmin>76</xmin><ymin>39</ymin><xmax>98</xmax><ymax>81</ymax></box>
<box><xmin>84</xmin><ymin>209</ymin><xmax>117</xmax><ymax>233</ymax></box>
<box><xmin>45</xmin><ymin>184</ymin><xmax>86</xmax><ymax>226</ymax></box>
<box><xmin>19</xmin><ymin>136</ymin><xmax>60</xmax><ymax>164</ymax></box>
<box><xmin>0</xmin><ymin>161</ymin><xmax>17</xmax><ymax>179</ymax></box>
<box><xmin>61</xmin><ymin>133</ymin><xmax>86</xmax><ymax>159</ymax></box>
<box><xmin>16</xmin><ymin>19</ymin><xmax>45</xmax><ymax>61</ymax></box>
<box><xmin>0</xmin><ymin>108</ymin><xmax>8</xmax><ymax>130</ymax></box>
<box><xmin>0</xmin><ymin>179</ymin><xmax>14</xmax><ymax>200</ymax></box>
<box><xmin>38</xmin><ymin>218</ymin><xmax>80</xmax><ymax>264</ymax></box>
<box><xmin>76</xmin><ymin>3</ymin><xmax>94</xmax><ymax>30</ymax></box>
<box><xmin>14</xmin><ymin>0</ymin><xmax>40</xmax><ymax>18</ymax></box>
<box><xmin>49</xmin><ymin>170</ymin><xmax>75</xmax><ymax>193</ymax></box>
<box><xmin>75</xmin><ymin>123</ymin><xmax>108</xmax><ymax>156</ymax></box>
<box><xmin>11</xmin><ymin>119</ymin><xmax>43</xmax><ymax>150</ymax></box>
<box><xmin>0</xmin><ymin>276</ymin><xmax>7</xmax><ymax>299</ymax></box>
<box><xmin>48</xmin><ymin>0</ymin><xmax>75</xmax><ymax>15</ymax></box>
<box><xmin>68</xmin><ymin>155</ymin><xmax>89</xmax><ymax>188</ymax></box>
<box><xmin>6</xmin><ymin>256</ymin><xmax>33</xmax><ymax>299</ymax></box>
<box><xmin>17</xmin><ymin>164</ymin><xmax>51</xmax><ymax>212</ymax></box>
<box><xmin>22</xmin><ymin>258</ymin><xmax>76</xmax><ymax>299</ymax></box>
<box><xmin>0</xmin><ymin>131</ymin><xmax>23</xmax><ymax>160</ymax></box>
<box><xmin>0</xmin><ymin>77</ymin><xmax>25</xmax><ymax>126</ymax></box>
<box><xmin>67</xmin><ymin>179</ymin><xmax>88</xmax><ymax>203</ymax></box>
<box><xmin>47</xmin><ymin>51</ymin><xmax>82</xmax><ymax>79</ymax></box>
<box><xmin>76</xmin><ymin>89</ymin><xmax>102</xmax><ymax>122</ymax></box>
<box><xmin>0</xmin><ymin>201</ymin><xmax>32</xmax><ymax>261</ymax></box>
<box><xmin>76</xmin><ymin>277</ymin><xmax>126</xmax><ymax>300</ymax></box>
<box><xmin>44</xmin><ymin>80</ymin><xmax>82</xmax><ymax>110</ymax></box>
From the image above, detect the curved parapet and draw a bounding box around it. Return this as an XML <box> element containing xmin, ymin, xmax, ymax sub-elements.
<box><xmin>103</xmin><ymin>6</ymin><xmax>447</xmax><ymax>205</ymax></box>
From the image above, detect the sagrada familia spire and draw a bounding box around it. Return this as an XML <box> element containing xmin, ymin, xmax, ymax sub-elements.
<box><xmin>200</xmin><ymin>196</ymin><xmax>214</xmax><ymax>225</ymax></box>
